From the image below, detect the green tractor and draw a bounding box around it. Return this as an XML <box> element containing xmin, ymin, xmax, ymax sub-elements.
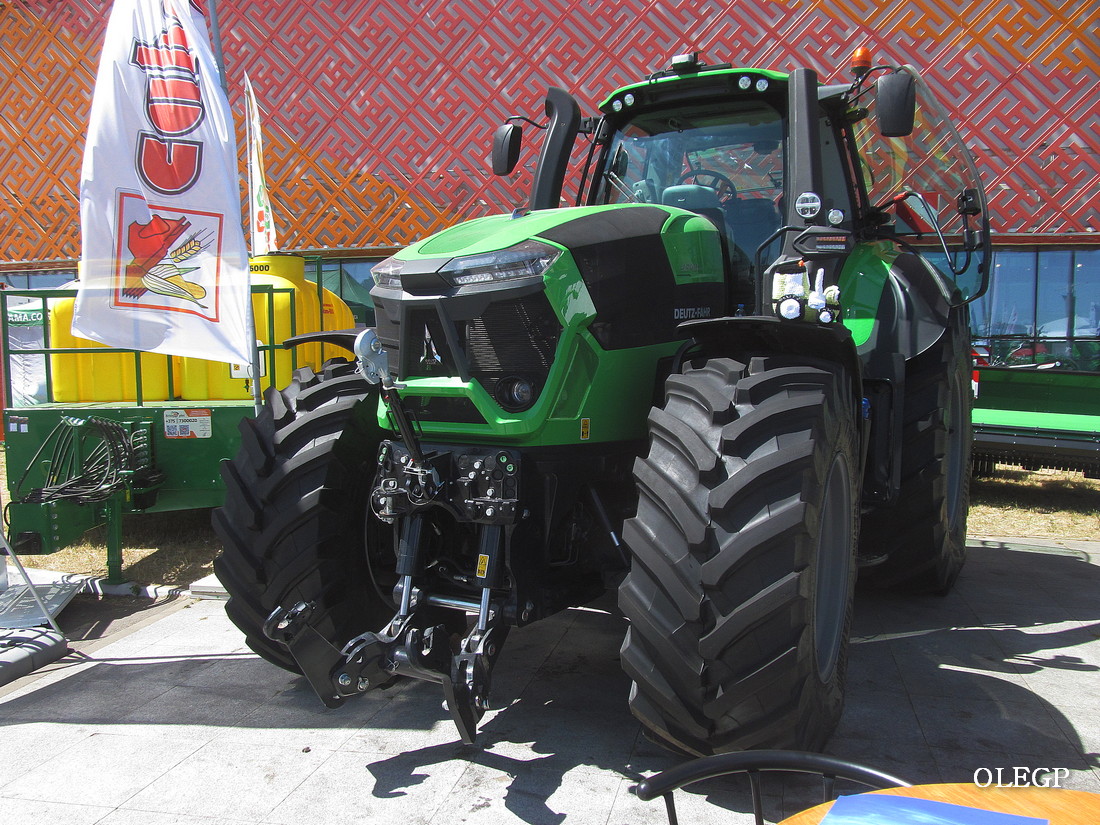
<box><xmin>213</xmin><ymin>51</ymin><xmax>991</xmax><ymax>755</ymax></box>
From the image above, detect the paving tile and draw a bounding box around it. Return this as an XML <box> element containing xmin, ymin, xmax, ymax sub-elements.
<box><xmin>213</xmin><ymin>679</ymin><xmax>391</xmax><ymax>752</ymax></box>
<box><xmin>262</xmin><ymin>748</ymin><xmax>465</xmax><ymax>825</ymax></box>
<box><xmin>1</xmin><ymin>731</ymin><xmax>204</xmax><ymax>808</ymax></box>
<box><xmin>0</xmin><ymin>659</ymin><xmax>101</xmax><ymax>708</ymax></box>
<box><xmin>0</xmin><ymin>665</ymin><xmax>176</xmax><ymax>724</ymax></box>
<box><xmin>909</xmin><ymin>693</ymin><xmax>1085</xmax><ymax>761</ymax></box>
<box><xmin>856</xmin><ymin>589</ymin><xmax>982</xmax><ymax>634</ymax></box>
<box><xmin>830</xmin><ymin>690</ymin><xmax>926</xmax><ymax>750</ymax></box>
<box><xmin>605</xmin><ymin>768</ymin><xmax>767</xmax><ymax>825</ymax></box>
<box><xmin>123</xmin><ymin>739</ymin><xmax>328</xmax><ymax>820</ymax></box>
<box><xmin>1045</xmin><ymin>698</ymin><xmax>1100</xmax><ymax>761</ymax></box>
<box><xmin>825</xmin><ymin>735</ymin><xmax>942</xmax><ymax>785</ymax></box>
<box><xmin>844</xmin><ymin>635</ymin><xmax>906</xmax><ymax>695</ymax></box>
<box><xmin>177</xmin><ymin>652</ymin><xmax>297</xmax><ymax>693</ymax></box>
<box><xmin>0</xmin><ymin>797</ymin><xmax>114</xmax><ymax>824</ymax></box>
<box><xmin>0</xmin><ymin>721</ymin><xmax>94</xmax><ymax>787</ymax></box>
<box><xmin>893</xmin><ymin>656</ymin><xmax>1035</xmax><ymax>704</ymax></box>
<box><xmin>474</xmin><ymin>704</ymin><xmax>642</xmax><ymax>777</ymax></box>
<box><xmin>963</xmin><ymin>591</ymin><xmax>1081</xmax><ymax>624</ymax></box>
<box><xmin>2</xmin><ymin>541</ymin><xmax>1099</xmax><ymax>823</ymax></box>
<box><xmin>423</xmin><ymin>758</ymin><xmax>626</xmax><ymax>825</ymax></box>
<box><xmin>77</xmin><ymin>651</ymin><xmax>225</xmax><ymax>687</ymax></box>
<box><xmin>341</xmin><ymin>680</ymin><xmax>470</xmax><ymax>754</ymax></box>
<box><xmin>97</xmin><ymin>810</ymin><xmax>255</xmax><ymax>825</ymax></box>
<box><xmin>113</xmin><ymin>683</ymin><xmax>275</xmax><ymax>742</ymax></box>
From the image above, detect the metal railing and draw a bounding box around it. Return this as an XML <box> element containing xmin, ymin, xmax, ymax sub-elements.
<box><xmin>0</xmin><ymin>285</ymin><xmax>299</xmax><ymax>409</ymax></box>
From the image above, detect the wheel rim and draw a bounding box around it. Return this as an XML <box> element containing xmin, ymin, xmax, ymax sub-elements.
<box><xmin>944</xmin><ymin>373</ymin><xmax>967</xmax><ymax>533</ymax></box>
<box><xmin>815</xmin><ymin>452</ymin><xmax>852</xmax><ymax>683</ymax></box>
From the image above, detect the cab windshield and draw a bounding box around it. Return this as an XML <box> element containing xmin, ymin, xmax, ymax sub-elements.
<box><xmin>596</xmin><ymin>101</ymin><xmax>787</xmax><ymax>266</ymax></box>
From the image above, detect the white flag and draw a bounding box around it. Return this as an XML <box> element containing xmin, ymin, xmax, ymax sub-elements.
<box><xmin>73</xmin><ymin>0</ymin><xmax>252</xmax><ymax>365</ymax></box>
<box><xmin>244</xmin><ymin>73</ymin><xmax>278</xmax><ymax>256</ymax></box>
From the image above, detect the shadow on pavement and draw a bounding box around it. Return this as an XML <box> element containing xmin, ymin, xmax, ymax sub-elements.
<box><xmin>0</xmin><ymin>541</ymin><xmax>1096</xmax><ymax>824</ymax></box>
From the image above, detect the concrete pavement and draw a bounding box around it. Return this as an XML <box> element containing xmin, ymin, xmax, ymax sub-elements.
<box><xmin>0</xmin><ymin>537</ymin><xmax>1098</xmax><ymax>823</ymax></box>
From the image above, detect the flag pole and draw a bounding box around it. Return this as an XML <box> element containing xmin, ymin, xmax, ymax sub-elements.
<box><xmin>208</xmin><ymin>0</ymin><xmax>263</xmax><ymax>415</ymax></box>
<box><xmin>206</xmin><ymin>0</ymin><xmax>229</xmax><ymax>96</ymax></box>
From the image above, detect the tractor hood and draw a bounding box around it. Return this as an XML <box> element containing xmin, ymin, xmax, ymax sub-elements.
<box><xmin>397</xmin><ymin>204</ymin><xmax>680</xmax><ymax>261</ymax></box>
<box><xmin>365</xmin><ymin>202</ymin><xmax>727</xmax><ymax>444</ymax></box>
<box><xmin>371</xmin><ymin>203</ymin><xmax>725</xmax><ymax>300</ymax></box>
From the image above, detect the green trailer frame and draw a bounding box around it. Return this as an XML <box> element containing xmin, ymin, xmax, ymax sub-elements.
<box><xmin>970</xmin><ymin>244</ymin><xmax>1100</xmax><ymax>477</ymax></box>
<box><xmin>972</xmin><ymin>367</ymin><xmax>1100</xmax><ymax>477</ymax></box>
<box><xmin>1</xmin><ymin>281</ymin><xmax>322</xmax><ymax>583</ymax></box>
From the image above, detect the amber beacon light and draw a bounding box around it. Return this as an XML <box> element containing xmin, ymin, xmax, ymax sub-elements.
<box><xmin>851</xmin><ymin>46</ymin><xmax>873</xmax><ymax>78</ymax></box>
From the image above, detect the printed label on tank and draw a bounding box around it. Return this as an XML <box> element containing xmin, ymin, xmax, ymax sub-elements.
<box><xmin>164</xmin><ymin>408</ymin><xmax>213</xmax><ymax>439</ymax></box>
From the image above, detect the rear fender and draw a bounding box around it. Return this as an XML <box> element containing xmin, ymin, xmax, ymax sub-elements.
<box><xmin>283</xmin><ymin>329</ymin><xmax>359</xmax><ymax>355</ymax></box>
<box><xmin>844</xmin><ymin>250</ymin><xmax>957</xmax><ymax>505</ymax></box>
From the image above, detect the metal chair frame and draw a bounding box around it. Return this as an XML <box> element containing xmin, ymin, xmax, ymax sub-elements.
<box><xmin>634</xmin><ymin>749</ymin><xmax>912</xmax><ymax>825</ymax></box>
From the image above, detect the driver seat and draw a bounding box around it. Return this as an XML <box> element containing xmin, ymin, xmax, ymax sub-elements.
<box><xmin>661</xmin><ymin>184</ymin><xmax>726</xmax><ymax>233</ymax></box>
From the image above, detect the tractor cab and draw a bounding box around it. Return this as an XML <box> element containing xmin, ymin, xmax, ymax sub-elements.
<box><xmin>494</xmin><ymin>51</ymin><xmax>990</xmax><ymax>320</ymax></box>
<box><xmin>594</xmin><ymin>82</ymin><xmax>787</xmax><ymax>309</ymax></box>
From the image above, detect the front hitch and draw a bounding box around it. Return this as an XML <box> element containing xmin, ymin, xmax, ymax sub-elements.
<box><xmin>264</xmin><ymin>519</ymin><xmax>515</xmax><ymax>744</ymax></box>
<box><xmin>266</xmin><ymin>331</ymin><xmax>521</xmax><ymax>742</ymax></box>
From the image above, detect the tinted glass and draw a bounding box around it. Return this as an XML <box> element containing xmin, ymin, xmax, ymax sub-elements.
<box><xmin>970</xmin><ymin>248</ymin><xmax>1099</xmax><ymax>372</ymax></box>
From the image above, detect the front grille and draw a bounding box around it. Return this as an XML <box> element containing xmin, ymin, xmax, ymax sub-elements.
<box><xmin>371</xmin><ymin>291</ymin><xmax>561</xmax><ymax>412</ymax></box>
<box><xmin>464</xmin><ymin>293</ymin><xmax>560</xmax><ymax>403</ymax></box>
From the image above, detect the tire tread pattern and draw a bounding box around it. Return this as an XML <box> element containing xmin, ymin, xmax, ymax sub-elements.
<box><xmin>620</xmin><ymin>356</ymin><xmax>858</xmax><ymax>755</ymax></box>
<box><xmin>212</xmin><ymin>361</ymin><xmax>391</xmax><ymax>671</ymax></box>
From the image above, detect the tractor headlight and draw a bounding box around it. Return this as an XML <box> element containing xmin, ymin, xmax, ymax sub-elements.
<box><xmin>495</xmin><ymin>375</ymin><xmax>537</xmax><ymax>411</ymax></box>
<box><xmin>439</xmin><ymin>240</ymin><xmax>561</xmax><ymax>287</ymax></box>
<box><xmin>372</xmin><ymin>256</ymin><xmax>404</xmax><ymax>288</ymax></box>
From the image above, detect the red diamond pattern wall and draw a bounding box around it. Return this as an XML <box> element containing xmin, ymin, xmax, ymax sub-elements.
<box><xmin>1</xmin><ymin>0</ymin><xmax>1096</xmax><ymax>263</ymax></box>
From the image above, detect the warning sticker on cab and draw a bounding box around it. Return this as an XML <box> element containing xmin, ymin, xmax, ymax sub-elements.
<box><xmin>164</xmin><ymin>409</ymin><xmax>213</xmax><ymax>439</ymax></box>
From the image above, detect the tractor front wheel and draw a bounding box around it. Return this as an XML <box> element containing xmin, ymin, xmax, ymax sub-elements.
<box><xmin>619</xmin><ymin>355</ymin><xmax>859</xmax><ymax>755</ymax></box>
<box><xmin>212</xmin><ymin>361</ymin><xmax>395</xmax><ymax>672</ymax></box>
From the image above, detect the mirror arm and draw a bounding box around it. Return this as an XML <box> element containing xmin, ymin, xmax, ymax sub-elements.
<box><xmin>507</xmin><ymin>115</ymin><xmax>546</xmax><ymax>130</ymax></box>
<box><xmin>843</xmin><ymin>65</ymin><xmax>898</xmax><ymax>105</ymax></box>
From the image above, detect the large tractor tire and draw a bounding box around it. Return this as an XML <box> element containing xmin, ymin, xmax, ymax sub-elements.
<box><xmin>619</xmin><ymin>355</ymin><xmax>859</xmax><ymax>756</ymax></box>
<box><xmin>858</xmin><ymin>308</ymin><xmax>972</xmax><ymax>594</ymax></box>
<box><xmin>212</xmin><ymin>360</ymin><xmax>394</xmax><ymax>671</ymax></box>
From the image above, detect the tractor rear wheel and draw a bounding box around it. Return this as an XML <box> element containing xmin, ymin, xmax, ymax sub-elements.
<box><xmin>619</xmin><ymin>355</ymin><xmax>859</xmax><ymax>755</ymax></box>
<box><xmin>212</xmin><ymin>361</ymin><xmax>395</xmax><ymax>671</ymax></box>
<box><xmin>858</xmin><ymin>308</ymin><xmax>972</xmax><ymax>594</ymax></box>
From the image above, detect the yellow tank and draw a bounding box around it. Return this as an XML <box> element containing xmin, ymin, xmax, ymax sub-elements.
<box><xmin>178</xmin><ymin>254</ymin><xmax>355</xmax><ymax>400</ymax></box>
<box><xmin>46</xmin><ymin>254</ymin><xmax>355</xmax><ymax>403</ymax></box>
<box><xmin>49</xmin><ymin>298</ymin><xmax>180</xmax><ymax>402</ymax></box>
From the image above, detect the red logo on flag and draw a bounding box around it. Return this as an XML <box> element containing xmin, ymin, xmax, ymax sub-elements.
<box><xmin>131</xmin><ymin>14</ymin><xmax>206</xmax><ymax>195</ymax></box>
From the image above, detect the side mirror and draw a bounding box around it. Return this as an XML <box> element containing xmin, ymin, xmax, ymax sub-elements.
<box><xmin>492</xmin><ymin>123</ymin><xmax>522</xmax><ymax>176</ymax></box>
<box><xmin>612</xmin><ymin>145</ymin><xmax>629</xmax><ymax>178</ymax></box>
<box><xmin>876</xmin><ymin>71</ymin><xmax>915</xmax><ymax>137</ymax></box>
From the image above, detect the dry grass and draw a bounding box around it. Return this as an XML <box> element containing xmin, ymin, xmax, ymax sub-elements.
<box><xmin>2</xmin><ymin>456</ymin><xmax>219</xmax><ymax>587</ymax></box>
<box><xmin>968</xmin><ymin>465</ymin><xmax>1100</xmax><ymax>540</ymax></box>
<box><xmin>5</xmin><ymin>453</ymin><xmax>1097</xmax><ymax>587</ymax></box>
<box><xmin>30</xmin><ymin>509</ymin><xmax>222</xmax><ymax>588</ymax></box>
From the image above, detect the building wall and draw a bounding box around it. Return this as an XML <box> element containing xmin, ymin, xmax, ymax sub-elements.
<box><xmin>2</xmin><ymin>0</ymin><xmax>1097</xmax><ymax>265</ymax></box>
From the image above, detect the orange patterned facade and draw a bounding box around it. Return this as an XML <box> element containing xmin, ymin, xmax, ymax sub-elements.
<box><xmin>2</xmin><ymin>0</ymin><xmax>1097</xmax><ymax>267</ymax></box>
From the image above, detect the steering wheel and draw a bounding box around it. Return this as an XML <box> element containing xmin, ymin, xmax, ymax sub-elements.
<box><xmin>678</xmin><ymin>168</ymin><xmax>737</xmax><ymax>204</ymax></box>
